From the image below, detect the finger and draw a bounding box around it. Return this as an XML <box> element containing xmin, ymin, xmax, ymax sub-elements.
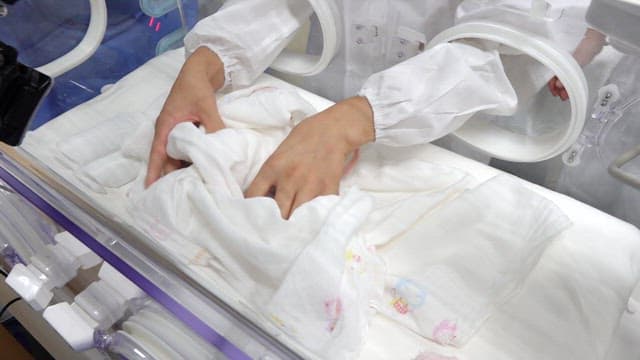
<box><xmin>560</xmin><ymin>88</ymin><xmax>569</xmax><ymax>101</ymax></box>
<box><xmin>274</xmin><ymin>185</ymin><xmax>296</xmax><ymax>220</ymax></box>
<box><xmin>145</xmin><ymin>138</ymin><xmax>169</xmax><ymax>188</ymax></box>
<box><xmin>290</xmin><ymin>185</ymin><xmax>319</xmax><ymax>216</ymax></box>
<box><xmin>290</xmin><ymin>176</ymin><xmax>340</xmax><ymax>216</ymax></box>
<box><xmin>145</xmin><ymin>113</ymin><xmax>176</xmax><ymax>187</ymax></box>
<box><xmin>548</xmin><ymin>79</ymin><xmax>558</xmax><ymax>97</ymax></box>
<box><xmin>162</xmin><ymin>158</ymin><xmax>182</xmax><ymax>176</ymax></box>
<box><xmin>245</xmin><ymin>167</ymin><xmax>277</xmax><ymax>198</ymax></box>
<box><xmin>145</xmin><ymin>160</ymin><xmax>162</xmax><ymax>188</ymax></box>
<box><xmin>197</xmin><ymin>96</ymin><xmax>225</xmax><ymax>133</ymax></box>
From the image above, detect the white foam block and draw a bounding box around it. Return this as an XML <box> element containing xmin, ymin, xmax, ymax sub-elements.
<box><xmin>55</xmin><ymin>231</ymin><xmax>102</xmax><ymax>269</ymax></box>
<box><xmin>5</xmin><ymin>264</ymin><xmax>53</xmax><ymax>311</ymax></box>
<box><xmin>98</xmin><ymin>262</ymin><xmax>145</xmax><ymax>300</ymax></box>
<box><xmin>43</xmin><ymin>302</ymin><xmax>96</xmax><ymax>351</ymax></box>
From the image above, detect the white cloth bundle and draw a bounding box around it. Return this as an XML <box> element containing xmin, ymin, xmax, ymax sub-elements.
<box><xmin>126</xmin><ymin>87</ymin><xmax>471</xmax><ymax>358</ymax></box>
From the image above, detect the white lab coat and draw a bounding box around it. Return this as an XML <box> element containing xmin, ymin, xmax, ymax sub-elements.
<box><xmin>184</xmin><ymin>0</ymin><xmax>525</xmax><ymax>147</ymax></box>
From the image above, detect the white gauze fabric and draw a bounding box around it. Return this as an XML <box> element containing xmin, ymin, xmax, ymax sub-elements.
<box><xmin>375</xmin><ymin>174</ymin><xmax>571</xmax><ymax>347</ymax></box>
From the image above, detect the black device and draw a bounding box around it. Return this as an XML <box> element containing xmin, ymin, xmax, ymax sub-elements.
<box><xmin>0</xmin><ymin>41</ymin><xmax>52</xmax><ymax>146</ymax></box>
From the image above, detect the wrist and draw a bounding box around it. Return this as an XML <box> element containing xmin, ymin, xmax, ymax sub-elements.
<box><xmin>327</xmin><ymin>96</ymin><xmax>375</xmax><ymax>151</ymax></box>
<box><xmin>186</xmin><ymin>47</ymin><xmax>226</xmax><ymax>90</ymax></box>
<box><xmin>573</xmin><ymin>29</ymin><xmax>606</xmax><ymax>67</ymax></box>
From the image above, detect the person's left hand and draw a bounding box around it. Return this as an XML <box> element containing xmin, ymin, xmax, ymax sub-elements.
<box><xmin>548</xmin><ymin>75</ymin><xmax>569</xmax><ymax>101</ymax></box>
<box><xmin>245</xmin><ymin>96</ymin><xmax>375</xmax><ymax>219</ymax></box>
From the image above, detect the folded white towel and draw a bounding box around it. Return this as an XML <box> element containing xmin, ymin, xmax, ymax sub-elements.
<box><xmin>56</xmin><ymin>95</ymin><xmax>163</xmax><ymax>194</ymax></box>
<box><xmin>56</xmin><ymin>115</ymin><xmax>140</xmax><ymax>170</ymax></box>
<box><xmin>376</xmin><ymin>174</ymin><xmax>571</xmax><ymax>346</ymax></box>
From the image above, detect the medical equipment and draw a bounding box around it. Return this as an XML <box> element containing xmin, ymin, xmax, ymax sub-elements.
<box><xmin>543</xmin><ymin>0</ymin><xmax>640</xmax><ymax>226</ymax></box>
<box><xmin>587</xmin><ymin>0</ymin><xmax>640</xmax><ymax>57</ymax></box>
<box><xmin>34</xmin><ymin>0</ymin><xmax>107</xmax><ymax>79</ymax></box>
<box><xmin>0</xmin><ymin>41</ymin><xmax>51</xmax><ymax>145</ymax></box>
<box><xmin>434</xmin><ymin>0</ymin><xmax>590</xmax><ymax>162</ymax></box>
<box><xmin>0</xmin><ymin>0</ymin><xmax>199</xmax><ymax>130</ymax></box>
<box><xmin>93</xmin><ymin>330</ymin><xmax>158</xmax><ymax>360</ymax></box>
<box><xmin>561</xmin><ymin>0</ymin><xmax>640</xmax><ymax>168</ymax></box>
<box><xmin>1</xmin><ymin>1</ymin><xmax>640</xmax><ymax>359</ymax></box>
<box><xmin>5</xmin><ymin>231</ymin><xmax>101</xmax><ymax>311</ymax></box>
<box><xmin>585</xmin><ymin>0</ymin><xmax>640</xmax><ymax>190</ymax></box>
<box><xmin>562</xmin><ymin>84</ymin><xmax>622</xmax><ymax>166</ymax></box>
<box><xmin>609</xmin><ymin>144</ymin><xmax>640</xmax><ymax>189</ymax></box>
<box><xmin>428</xmin><ymin>21</ymin><xmax>587</xmax><ymax>162</ymax></box>
<box><xmin>269</xmin><ymin>0</ymin><xmax>341</xmax><ymax>77</ymax></box>
<box><xmin>0</xmin><ymin>0</ymin><xmax>16</xmax><ymax>16</ymax></box>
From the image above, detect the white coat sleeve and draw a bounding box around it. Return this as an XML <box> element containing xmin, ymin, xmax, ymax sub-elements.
<box><xmin>358</xmin><ymin>42</ymin><xmax>518</xmax><ymax>146</ymax></box>
<box><xmin>183</xmin><ymin>0</ymin><xmax>313</xmax><ymax>90</ymax></box>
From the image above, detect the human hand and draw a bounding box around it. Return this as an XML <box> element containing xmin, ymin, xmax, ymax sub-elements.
<box><xmin>145</xmin><ymin>47</ymin><xmax>226</xmax><ymax>187</ymax></box>
<box><xmin>245</xmin><ymin>96</ymin><xmax>375</xmax><ymax>219</ymax></box>
<box><xmin>548</xmin><ymin>75</ymin><xmax>569</xmax><ymax>101</ymax></box>
<box><xmin>548</xmin><ymin>28</ymin><xmax>607</xmax><ymax>103</ymax></box>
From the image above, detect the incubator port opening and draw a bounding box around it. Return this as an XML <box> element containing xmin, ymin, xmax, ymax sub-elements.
<box><xmin>460</xmin><ymin>38</ymin><xmax>573</xmax><ymax>149</ymax></box>
<box><xmin>428</xmin><ymin>21</ymin><xmax>588</xmax><ymax>163</ymax></box>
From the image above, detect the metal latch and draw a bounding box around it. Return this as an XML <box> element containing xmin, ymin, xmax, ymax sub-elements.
<box><xmin>562</xmin><ymin>84</ymin><xmax>621</xmax><ymax>166</ymax></box>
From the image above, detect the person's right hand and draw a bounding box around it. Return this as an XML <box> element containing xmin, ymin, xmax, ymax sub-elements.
<box><xmin>548</xmin><ymin>75</ymin><xmax>569</xmax><ymax>101</ymax></box>
<box><xmin>145</xmin><ymin>47</ymin><xmax>226</xmax><ymax>187</ymax></box>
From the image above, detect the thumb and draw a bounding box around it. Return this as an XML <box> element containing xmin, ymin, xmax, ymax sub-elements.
<box><xmin>196</xmin><ymin>96</ymin><xmax>225</xmax><ymax>133</ymax></box>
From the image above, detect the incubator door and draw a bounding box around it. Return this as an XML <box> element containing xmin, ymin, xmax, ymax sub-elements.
<box><xmin>556</xmin><ymin>54</ymin><xmax>640</xmax><ymax>226</ymax></box>
<box><xmin>488</xmin><ymin>0</ymin><xmax>640</xmax><ymax>227</ymax></box>
<box><xmin>427</xmin><ymin>18</ymin><xmax>588</xmax><ymax>162</ymax></box>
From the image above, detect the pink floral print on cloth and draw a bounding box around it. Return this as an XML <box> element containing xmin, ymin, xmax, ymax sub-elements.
<box><xmin>432</xmin><ymin>320</ymin><xmax>458</xmax><ymax>345</ymax></box>
<box><xmin>414</xmin><ymin>350</ymin><xmax>459</xmax><ymax>360</ymax></box>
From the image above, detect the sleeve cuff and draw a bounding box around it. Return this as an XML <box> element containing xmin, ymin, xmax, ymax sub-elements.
<box><xmin>184</xmin><ymin>35</ymin><xmax>240</xmax><ymax>91</ymax></box>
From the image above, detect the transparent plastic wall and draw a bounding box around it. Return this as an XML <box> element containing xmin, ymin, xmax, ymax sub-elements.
<box><xmin>0</xmin><ymin>0</ymin><xmax>198</xmax><ymax>129</ymax></box>
<box><xmin>196</xmin><ymin>0</ymin><xmax>224</xmax><ymax>19</ymax></box>
<box><xmin>0</xmin><ymin>146</ymin><xmax>302</xmax><ymax>359</ymax></box>
<box><xmin>488</xmin><ymin>0</ymin><xmax>640</xmax><ymax>227</ymax></box>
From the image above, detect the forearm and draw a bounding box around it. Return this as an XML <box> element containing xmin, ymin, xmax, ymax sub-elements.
<box><xmin>572</xmin><ymin>28</ymin><xmax>607</xmax><ymax>67</ymax></box>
